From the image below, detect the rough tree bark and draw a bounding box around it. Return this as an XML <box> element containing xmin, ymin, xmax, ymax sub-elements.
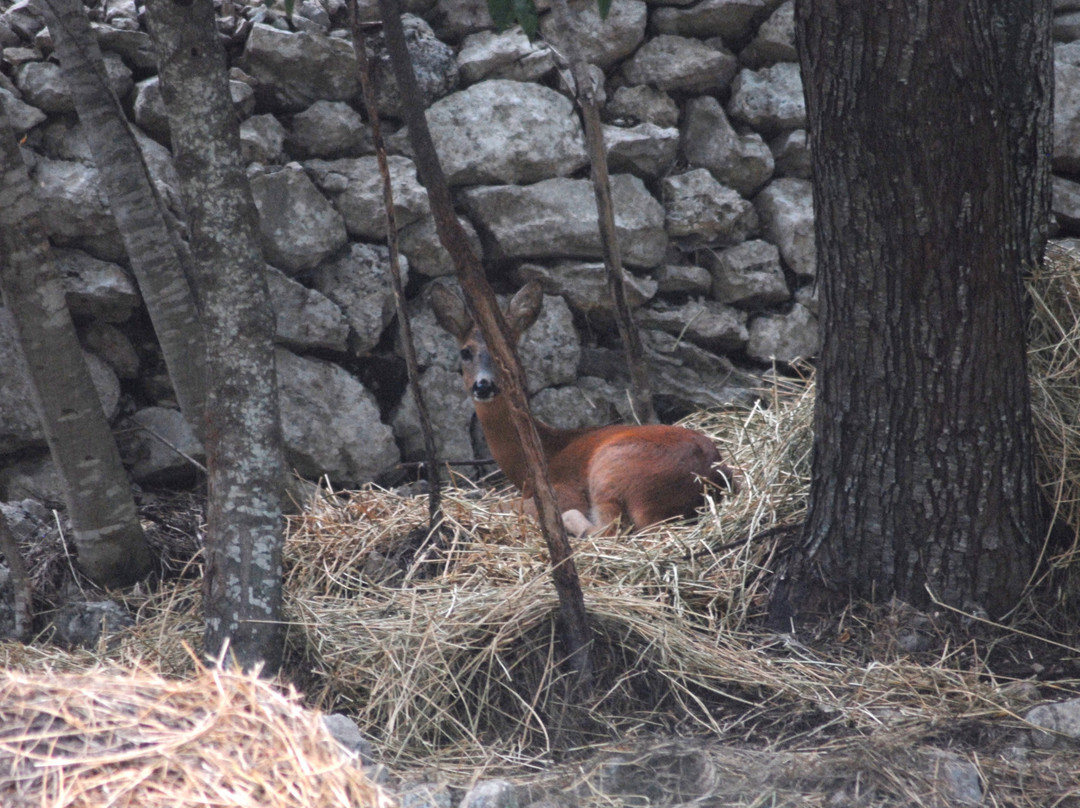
<box><xmin>773</xmin><ymin>0</ymin><xmax>1051</xmax><ymax>623</ymax></box>
<box><xmin>35</xmin><ymin>0</ymin><xmax>207</xmax><ymax>441</ymax></box>
<box><xmin>0</xmin><ymin>107</ymin><xmax>151</xmax><ymax>588</ymax></box>
<box><xmin>376</xmin><ymin>0</ymin><xmax>593</xmax><ymax>691</ymax></box>
<box><xmin>0</xmin><ymin>512</ymin><xmax>34</xmax><ymax>641</ymax></box>
<box><xmin>144</xmin><ymin>0</ymin><xmax>286</xmax><ymax>673</ymax></box>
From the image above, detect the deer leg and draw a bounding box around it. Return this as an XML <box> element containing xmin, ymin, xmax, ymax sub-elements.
<box><xmin>561</xmin><ymin>509</ymin><xmax>596</xmax><ymax>538</ymax></box>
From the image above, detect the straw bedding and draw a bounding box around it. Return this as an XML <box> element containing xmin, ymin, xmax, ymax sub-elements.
<box><xmin>0</xmin><ymin>664</ymin><xmax>392</xmax><ymax>808</ymax></box>
<box><xmin>2</xmin><ymin>249</ymin><xmax>1080</xmax><ymax>804</ymax></box>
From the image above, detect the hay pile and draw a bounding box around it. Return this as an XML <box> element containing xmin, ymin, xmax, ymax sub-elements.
<box><xmin>278</xmin><ymin>374</ymin><xmax>814</xmax><ymax>769</ymax></box>
<box><xmin>1029</xmin><ymin>244</ymin><xmax>1080</xmax><ymax>575</ymax></box>
<box><xmin>0</xmin><ymin>664</ymin><xmax>391</xmax><ymax>808</ymax></box>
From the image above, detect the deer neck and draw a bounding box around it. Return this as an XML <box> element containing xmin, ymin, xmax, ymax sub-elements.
<box><xmin>473</xmin><ymin>394</ymin><xmax>580</xmax><ymax>491</ymax></box>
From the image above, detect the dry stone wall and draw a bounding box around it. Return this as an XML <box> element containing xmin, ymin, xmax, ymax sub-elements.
<box><xmin>2</xmin><ymin>0</ymin><xmax>1080</xmax><ymax>496</ymax></box>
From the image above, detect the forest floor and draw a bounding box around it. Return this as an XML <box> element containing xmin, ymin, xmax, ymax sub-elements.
<box><xmin>4</xmin><ymin>255</ymin><xmax>1080</xmax><ymax>805</ymax></box>
<box><xmin>3</xmin><ymin>367</ymin><xmax>1080</xmax><ymax>806</ymax></box>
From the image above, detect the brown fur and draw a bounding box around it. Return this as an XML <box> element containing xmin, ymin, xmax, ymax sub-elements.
<box><xmin>431</xmin><ymin>282</ymin><xmax>737</xmax><ymax>535</ymax></box>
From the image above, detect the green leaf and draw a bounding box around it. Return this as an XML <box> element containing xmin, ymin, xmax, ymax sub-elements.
<box><xmin>487</xmin><ymin>0</ymin><xmax>539</xmax><ymax>39</ymax></box>
<box><xmin>487</xmin><ymin>0</ymin><xmax>515</xmax><ymax>31</ymax></box>
<box><xmin>512</xmin><ymin>0</ymin><xmax>539</xmax><ymax>39</ymax></box>
<box><xmin>596</xmin><ymin>0</ymin><xmax>612</xmax><ymax>20</ymax></box>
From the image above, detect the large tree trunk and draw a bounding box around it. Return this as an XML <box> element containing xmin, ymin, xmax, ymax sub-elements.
<box><xmin>35</xmin><ymin>0</ymin><xmax>207</xmax><ymax>441</ymax></box>
<box><xmin>145</xmin><ymin>0</ymin><xmax>286</xmax><ymax>673</ymax></box>
<box><xmin>0</xmin><ymin>107</ymin><xmax>151</xmax><ymax>588</ymax></box>
<box><xmin>779</xmin><ymin>0</ymin><xmax>1051</xmax><ymax>620</ymax></box>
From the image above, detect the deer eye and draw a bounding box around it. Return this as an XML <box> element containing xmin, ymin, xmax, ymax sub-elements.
<box><xmin>460</xmin><ymin>348</ymin><xmax>473</xmax><ymax>361</ymax></box>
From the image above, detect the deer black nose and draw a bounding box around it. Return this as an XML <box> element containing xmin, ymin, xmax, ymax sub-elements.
<box><xmin>472</xmin><ymin>377</ymin><xmax>499</xmax><ymax>401</ymax></box>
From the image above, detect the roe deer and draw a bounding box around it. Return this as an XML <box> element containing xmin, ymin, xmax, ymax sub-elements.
<box><xmin>430</xmin><ymin>281</ymin><xmax>737</xmax><ymax>536</ymax></box>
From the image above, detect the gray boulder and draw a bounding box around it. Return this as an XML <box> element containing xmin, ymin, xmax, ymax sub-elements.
<box><xmin>705</xmin><ymin>239</ymin><xmax>790</xmax><ymax>307</ymax></box>
<box><xmin>313</xmin><ymin>243</ymin><xmax>408</xmax><ymax>354</ymax></box>
<box><xmin>663</xmin><ymin>169</ymin><xmax>759</xmax><ymax>246</ymax></box>
<box><xmin>456</xmin><ymin>28</ymin><xmax>555</xmax><ymax>84</ymax></box>
<box><xmin>250</xmin><ymin>164</ymin><xmax>348</xmax><ymax>274</ymax></box>
<box><xmin>682</xmin><ymin>95</ymin><xmax>774</xmax><ymax>196</ymax></box>
<box><xmin>305</xmin><ymin>155</ymin><xmax>430</xmax><ymax>240</ymax></box>
<box><xmin>424</xmin><ymin>80</ymin><xmax>588</xmax><ymax>186</ymax></box>
<box><xmin>265</xmin><ymin>266</ymin><xmax>349</xmax><ymax>352</ymax></box>
<box><xmin>287</xmin><ymin>100</ymin><xmax>373</xmax><ymax>159</ymax></box>
<box><xmin>463</xmin><ymin>175</ymin><xmax>668</xmax><ymax>268</ymax></box>
<box><xmin>621</xmin><ymin>35</ymin><xmax>738</xmax><ymax>93</ymax></box>
<box><xmin>747</xmin><ymin>303</ymin><xmax>819</xmax><ymax>363</ymax></box>
<box><xmin>728</xmin><ymin>63</ymin><xmax>807</xmax><ymax>134</ymax></box>
<box><xmin>755</xmin><ymin>177</ymin><xmax>815</xmax><ymax>277</ymax></box>
<box><xmin>276</xmin><ymin>348</ymin><xmax>399</xmax><ymax>484</ymax></box>
<box><xmin>539</xmin><ymin>0</ymin><xmax>647</xmax><ymax>70</ymax></box>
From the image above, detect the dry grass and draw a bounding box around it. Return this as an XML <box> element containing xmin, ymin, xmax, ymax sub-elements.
<box><xmin>0</xmin><ymin>664</ymin><xmax>391</xmax><ymax>808</ymax></box>
<box><xmin>3</xmin><ymin>251</ymin><xmax>1080</xmax><ymax>804</ymax></box>
<box><xmin>1029</xmin><ymin>244</ymin><xmax>1080</xmax><ymax>577</ymax></box>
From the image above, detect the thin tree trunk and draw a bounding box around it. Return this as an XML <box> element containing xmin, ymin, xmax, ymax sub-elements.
<box><xmin>548</xmin><ymin>0</ymin><xmax>655</xmax><ymax>424</ymax></box>
<box><xmin>347</xmin><ymin>4</ymin><xmax>442</xmax><ymax>528</ymax></box>
<box><xmin>0</xmin><ymin>513</ymin><xmax>34</xmax><ymax>641</ymax></box>
<box><xmin>375</xmin><ymin>0</ymin><xmax>593</xmax><ymax>692</ymax></box>
<box><xmin>35</xmin><ymin>0</ymin><xmax>206</xmax><ymax>441</ymax></box>
<box><xmin>144</xmin><ymin>0</ymin><xmax>286</xmax><ymax>673</ymax></box>
<box><xmin>0</xmin><ymin>108</ymin><xmax>151</xmax><ymax>588</ymax></box>
<box><xmin>773</xmin><ymin>0</ymin><xmax>1050</xmax><ymax>623</ymax></box>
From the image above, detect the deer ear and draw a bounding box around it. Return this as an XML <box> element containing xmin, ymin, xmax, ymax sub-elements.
<box><xmin>504</xmin><ymin>281</ymin><xmax>543</xmax><ymax>337</ymax></box>
<box><xmin>430</xmin><ymin>283</ymin><xmax>472</xmax><ymax>341</ymax></box>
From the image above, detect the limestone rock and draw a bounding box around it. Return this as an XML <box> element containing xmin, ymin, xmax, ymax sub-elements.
<box><xmin>755</xmin><ymin>177</ymin><xmax>815</xmax><ymax>277</ymax></box>
<box><xmin>606</xmin><ymin>85</ymin><xmax>680</xmax><ymax>128</ymax></box>
<box><xmin>424</xmin><ymin>80</ymin><xmax>588</xmax><ymax>186</ymax></box>
<box><xmin>265</xmin><ymin>266</ymin><xmax>349</xmax><ymax>352</ymax></box>
<box><xmin>650</xmin><ymin>0</ymin><xmax>766</xmax><ymax>41</ymax></box>
<box><xmin>728</xmin><ymin>63</ymin><xmax>807</xmax><ymax>133</ymax></box>
<box><xmin>663</xmin><ymin>169</ymin><xmax>759</xmax><ymax>246</ymax></box>
<box><xmin>603</xmin><ymin>122</ymin><xmax>679</xmax><ymax>179</ymax></box>
<box><xmin>463</xmin><ymin>175</ymin><xmax>668</xmax><ymax>268</ymax></box>
<box><xmin>1055</xmin><ymin>59</ymin><xmax>1080</xmax><ymax>172</ymax></box>
<box><xmin>739</xmin><ymin>0</ymin><xmax>796</xmax><ymax>67</ymax></box>
<box><xmin>540</xmin><ymin>0</ymin><xmax>647</xmax><ymax>70</ymax></box>
<box><xmin>398</xmin><ymin>214</ymin><xmax>482</xmax><ymax>278</ymax></box>
<box><xmin>118</xmin><ymin>406</ymin><xmax>203</xmax><ymax>483</ymax></box>
<box><xmin>682</xmin><ymin>95</ymin><xmax>774</xmax><ymax>196</ymax></box>
<box><xmin>770</xmin><ymin>128</ymin><xmax>811</xmax><ymax>179</ymax></box>
<box><xmin>457</xmin><ymin>28</ymin><xmax>555</xmax><ymax>84</ymax></box>
<box><xmin>82</xmin><ymin>322</ymin><xmax>140</xmax><ymax>379</ymax></box>
<box><xmin>391</xmin><ymin>365</ymin><xmax>476</xmax><ymax>463</ymax></box>
<box><xmin>705</xmin><ymin>239</ymin><xmax>790</xmax><ymax>307</ymax></box>
<box><xmin>250</xmin><ymin>164</ymin><xmax>348</xmax><ymax>274</ymax></box>
<box><xmin>514</xmin><ymin>262</ymin><xmax>658</xmax><ymax>319</ymax></box>
<box><xmin>312</xmin><ymin>243</ymin><xmax>408</xmax><ymax>354</ymax></box>
<box><xmin>287</xmin><ymin>100</ymin><xmax>373</xmax><ymax>159</ymax></box>
<box><xmin>636</xmin><ymin>298</ymin><xmax>749</xmax><ymax>352</ymax></box>
<box><xmin>238</xmin><ymin>23</ymin><xmax>360</xmax><ymax>111</ymax></box>
<box><xmin>31</xmin><ymin>157</ymin><xmax>123</xmax><ymax>261</ymax></box>
<box><xmin>276</xmin><ymin>348</ymin><xmax>399</xmax><ymax>484</ymax></box>
<box><xmin>14</xmin><ymin>61</ymin><xmax>74</xmax><ymax>114</ymax></box>
<box><xmin>305</xmin><ymin>155</ymin><xmax>430</xmax><ymax>240</ymax></box>
<box><xmin>55</xmin><ymin>248</ymin><xmax>140</xmax><ymax>323</ymax></box>
<box><xmin>747</xmin><ymin>303</ymin><xmax>818</xmax><ymax>363</ymax></box>
<box><xmin>650</xmin><ymin>263</ymin><xmax>714</xmax><ymax>295</ymax></box>
<box><xmin>240</xmin><ymin>114</ymin><xmax>287</xmax><ymax>164</ymax></box>
<box><xmin>0</xmin><ymin>87</ymin><xmax>45</xmax><ymax>133</ymax></box>
<box><xmin>621</xmin><ymin>35</ymin><xmax>738</xmax><ymax>94</ymax></box>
